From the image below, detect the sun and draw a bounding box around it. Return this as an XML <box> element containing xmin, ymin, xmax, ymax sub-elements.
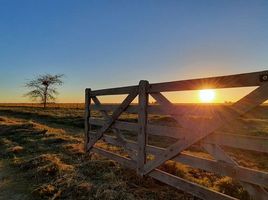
<box><xmin>199</xmin><ymin>89</ymin><xmax>215</xmax><ymax>103</ymax></box>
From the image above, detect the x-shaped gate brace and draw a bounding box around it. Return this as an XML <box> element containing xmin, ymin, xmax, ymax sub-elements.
<box><xmin>85</xmin><ymin>71</ymin><xmax>268</xmax><ymax>200</ymax></box>
<box><xmin>147</xmin><ymin>84</ymin><xmax>268</xmax><ymax>198</ymax></box>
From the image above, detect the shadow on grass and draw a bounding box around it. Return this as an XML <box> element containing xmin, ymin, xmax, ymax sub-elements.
<box><xmin>0</xmin><ymin>117</ymin><xmax>192</xmax><ymax>200</ymax></box>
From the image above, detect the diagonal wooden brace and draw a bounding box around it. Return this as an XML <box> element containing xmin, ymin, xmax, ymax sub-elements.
<box><xmin>203</xmin><ymin>143</ymin><xmax>268</xmax><ymax>200</ymax></box>
<box><xmin>92</xmin><ymin>96</ymin><xmax>111</xmax><ymax>119</ymax></box>
<box><xmin>150</xmin><ymin>92</ymin><xmax>218</xmax><ymax>131</ymax></box>
<box><xmin>143</xmin><ymin>83</ymin><xmax>268</xmax><ymax>175</ymax></box>
<box><xmin>92</xmin><ymin>96</ymin><xmax>137</xmax><ymax>160</ymax></box>
<box><xmin>86</xmin><ymin>89</ymin><xmax>138</xmax><ymax>151</ymax></box>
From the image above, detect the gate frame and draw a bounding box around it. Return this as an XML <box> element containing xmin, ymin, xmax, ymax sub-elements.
<box><xmin>85</xmin><ymin>70</ymin><xmax>268</xmax><ymax>200</ymax></box>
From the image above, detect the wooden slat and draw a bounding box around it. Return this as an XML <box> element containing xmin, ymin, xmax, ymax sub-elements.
<box><xmin>203</xmin><ymin>143</ymin><xmax>268</xmax><ymax>199</ymax></box>
<box><xmin>149</xmin><ymin>169</ymin><xmax>238</xmax><ymax>200</ymax></box>
<box><xmin>89</xmin><ymin>71</ymin><xmax>267</xmax><ymax>96</ymax></box>
<box><xmin>143</xmin><ymin>83</ymin><xmax>268</xmax><ymax>175</ymax></box>
<box><xmin>102</xmin><ymin>135</ymin><xmax>268</xmax><ymax>188</ymax></box>
<box><xmin>92</xmin><ymin>144</ymin><xmax>238</xmax><ymax>200</ymax></box>
<box><xmin>89</xmin><ymin>118</ymin><xmax>268</xmax><ymax>153</ymax></box>
<box><xmin>90</xmin><ymin>118</ymin><xmax>184</xmax><ymax>139</ymax></box>
<box><xmin>91</xmin><ymin>104</ymin><xmax>138</xmax><ymax>113</ymax></box>
<box><xmin>203</xmin><ymin>143</ymin><xmax>238</xmax><ymax>164</ymax></box>
<box><xmin>91</xmin><ymin>103</ymin><xmax>250</xmax><ymax>120</ymax></box>
<box><xmin>239</xmin><ymin>184</ymin><xmax>268</xmax><ymax>200</ymax></box>
<box><xmin>91</xmin><ymin>96</ymin><xmax>136</xmax><ymax>160</ymax></box>
<box><xmin>87</xmin><ymin>89</ymin><xmax>138</xmax><ymax>150</ymax></box>
<box><xmin>84</xmin><ymin>88</ymin><xmax>91</xmax><ymax>152</ymax></box>
<box><xmin>92</xmin><ymin>147</ymin><xmax>136</xmax><ymax>169</ymax></box>
<box><xmin>89</xmin><ymin>118</ymin><xmax>137</xmax><ymax>131</ymax></box>
<box><xmin>149</xmin><ymin>70</ymin><xmax>267</xmax><ymax>92</ymax></box>
<box><xmin>232</xmin><ymin>81</ymin><xmax>268</xmax><ymax>115</ymax></box>
<box><xmin>204</xmin><ymin>133</ymin><xmax>268</xmax><ymax>153</ymax></box>
<box><xmin>91</xmin><ymin>104</ymin><xmax>191</xmax><ymax>115</ymax></box>
<box><xmin>173</xmin><ymin>154</ymin><xmax>268</xmax><ymax>189</ymax></box>
<box><xmin>137</xmin><ymin>80</ymin><xmax>149</xmax><ymax>175</ymax></box>
<box><xmin>92</xmin><ymin>145</ymin><xmax>237</xmax><ymax>200</ymax></box>
<box><xmin>90</xmin><ymin>85</ymin><xmax>138</xmax><ymax>96</ymax></box>
<box><xmin>150</xmin><ymin>92</ymin><xmax>220</xmax><ymax>131</ymax></box>
<box><xmin>102</xmin><ymin>135</ymin><xmax>137</xmax><ymax>151</ymax></box>
<box><xmin>92</xmin><ymin>96</ymin><xmax>111</xmax><ymax>119</ymax></box>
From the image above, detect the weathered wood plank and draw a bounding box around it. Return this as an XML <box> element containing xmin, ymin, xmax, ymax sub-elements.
<box><xmin>150</xmin><ymin>92</ymin><xmax>217</xmax><ymax>130</ymax></box>
<box><xmin>92</xmin><ymin>96</ymin><xmax>111</xmax><ymax>119</ymax></box>
<box><xmin>149</xmin><ymin>70</ymin><xmax>268</xmax><ymax>92</ymax></box>
<box><xmin>89</xmin><ymin>118</ymin><xmax>185</xmax><ymax>139</ymax></box>
<box><xmin>92</xmin><ymin>147</ymin><xmax>136</xmax><ymax>169</ymax></box>
<box><xmin>112</xmin><ymin>129</ymin><xmax>137</xmax><ymax>160</ymax></box>
<box><xmin>86</xmin><ymin>89</ymin><xmax>138</xmax><ymax>150</ymax></box>
<box><xmin>203</xmin><ymin>143</ymin><xmax>238</xmax><ymax>164</ymax></box>
<box><xmin>90</xmin><ymin>104</ymin><xmax>193</xmax><ymax>115</ymax></box>
<box><xmin>84</xmin><ymin>88</ymin><xmax>91</xmax><ymax>152</ymax></box>
<box><xmin>102</xmin><ymin>134</ymin><xmax>268</xmax><ymax>188</ymax></box>
<box><xmin>89</xmin><ymin>118</ymin><xmax>268</xmax><ymax>153</ymax></box>
<box><xmin>203</xmin><ymin>143</ymin><xmax>268</xmax><ymax>200</ymax></box>
<box><xmin>91</xmin><ymin>104</ymin><xmax>138</xmax><ymax>113</ymax></box>
<box><xmin>91</xmin><ymin>145</ymin><xmax>237</xmax><ymax>199</ymax></box>
<box><xmin>137</xmin><ymin>80</ymin><xmax>149</xmax><ymax>175</ymax></box>
<box><xmin>203</xmin><ymin>133</ymin><xmax>268</xmax><ymax>153</ymax></box>
<box><xmin>149</xmin><ymin>169</ymin><xmax>238</xmax><ymax>200</ymax></box>
<box><xmin>232</xmin><ymin>82</ymin><xmax>268</xmax><ymax>115</ymax></box>
<box><xmin>89</xmin><ymin>71</ymin><xmax>268</xmax><ymax>96</ymax></box>
<box><xmin>143</xmin><ymin>83</ymin><xmax>268</xmax><ymax>175</ymax></box>
<box><xmin>173</xmin><ymin>154</ymin><xmax>268</xmax><ymax>189</ymax></box>
<box><xmin>90</xmin><ymin>85</ymin><xmax>138</xmax><ymax>96</ymax></box>
<box><xmin>91</xmin><ymin>96</ymin><xmax>136</xmax><ymax>160</ymax></box>
<box><xmin>89</xmin><ymin>118</ymin><xmax>138</xmax><ymax>131</ymax></box>
<box><xmin>92</xmin><ymin>144</ymin><xmax>238</xmax><ymax>200</ymax></box>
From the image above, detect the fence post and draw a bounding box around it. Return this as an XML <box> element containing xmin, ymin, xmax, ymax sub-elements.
<box><xmin>84</xmin><ymin>88</ymin><xmax>91</xmax><ymax>152</ymax></box>
<box><xmin>137</xmin><ymin>80</ymin><xmax>149</xmax><ymax>176</ymax></box>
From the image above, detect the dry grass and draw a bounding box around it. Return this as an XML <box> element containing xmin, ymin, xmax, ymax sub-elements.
<box><xmin>0</xmin><ymin>116</ymin><xmax>193</xmax><ymax>200</ymax></box>
<box><xmin>0</xmin><ymin>103</ymin><xmax>85</xmax><ymax>109</ymax></box>
<box><xmin>0</xmin><ymin>104</ymin><xmax>267</xmax><ymax>200</ymax></box>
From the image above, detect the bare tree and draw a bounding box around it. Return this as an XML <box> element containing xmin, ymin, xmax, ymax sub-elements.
<box><xmin>24</xmin><ymin>74</ymin><xmax>64</xmax><ymax>109</ymax></box>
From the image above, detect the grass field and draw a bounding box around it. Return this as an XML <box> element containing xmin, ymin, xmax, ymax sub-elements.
<box><xmin>0</xmin><ymin>104</ymin><xmax>267</xmax><ymax>200</ymax></box>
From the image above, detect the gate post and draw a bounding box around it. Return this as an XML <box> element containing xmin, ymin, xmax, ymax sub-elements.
<box><xmin>137</xmin><ymin>80</ymin><xmax>149</xmax><ymax>176</ymax></box>
<box><xmin>84</xmin><ymin>88</ymin><xmax>91</xmax><ymax>152</ymax></box>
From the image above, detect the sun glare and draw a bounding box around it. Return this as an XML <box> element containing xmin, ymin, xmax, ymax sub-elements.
<box><xmin>199</xmin><ymin>89</ymin><xmax>215</xmax><ymax>103</ymax></box>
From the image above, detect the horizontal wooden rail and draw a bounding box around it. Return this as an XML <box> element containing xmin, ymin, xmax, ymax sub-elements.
<box><xmin>102</xmin><ymin>135</ymin><xmax>268</xmax><ymax>188</ymax></box>
<box><xmin>89</xmin><ymin>118</ymin><xmax>181</xmax><ymax>138</ymax></box>
<box><xmin>92</xmin><ymin>146</ymin><xmax>238</xmax><ymax>200</ymax></box>
<box><xmin>149</xmin><ymin>169</ymin><xmax>238</xmax><ymax>200</ymax></box>
<box><xmin>91</xmin><ymin>104</ymin><xmax>189</xmax><ymax>116</ymax></box>
<box><xmin>92</xmin><ymin>147</ymin><xmax>136</xmax><ymax>169</ymax></box>
<box><xmin>149</xmin><ymin>70</ymin><xmax>268</xmax><ymax>92</ymax></box>
<box><xmin>89</xmin><ymin>118</ymin><xmax>268</xmax><ymax>153</ymax></box>
<box><xmin>89</xmin><ymin>70</ymin><xmax>268</xmax><ymax>96</ymax></box>
<box><xmin>91</xmin><ymin>104</ymin><xmax>232</xmax><ymax>116</ymax></box>
<box><xmin>90</xmin><ymin>85</ymin><xmax>138</xmax><ymax>96</ymax></box>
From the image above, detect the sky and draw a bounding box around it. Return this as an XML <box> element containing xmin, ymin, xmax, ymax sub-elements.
<box><xmin>0</xmin><ymin>0</ymin><xmax>268</xmax><ymax>103</ymax></box>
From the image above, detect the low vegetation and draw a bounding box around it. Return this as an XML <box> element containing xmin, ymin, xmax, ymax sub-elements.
<box><xmin>0</xmin><ymin>116</ymin><xmax>191</xmax><ymax>200</ymax></box>
<box><xmin>0</xmin><ymin>104</ymin><xmax>267</xmax><ymax>199</ymax></box>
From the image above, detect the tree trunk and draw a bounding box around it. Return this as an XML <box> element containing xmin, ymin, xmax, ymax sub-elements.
<box><xmin>43</xmin><ymin>86</ymin><xmax>48</xmax><ymax>109</ymax></box>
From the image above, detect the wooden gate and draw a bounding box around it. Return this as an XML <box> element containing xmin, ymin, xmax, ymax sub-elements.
<box><xmin>85</xmin><ymin>70</ymin><xmax>268</xmax><ymax>200</ymax></box>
